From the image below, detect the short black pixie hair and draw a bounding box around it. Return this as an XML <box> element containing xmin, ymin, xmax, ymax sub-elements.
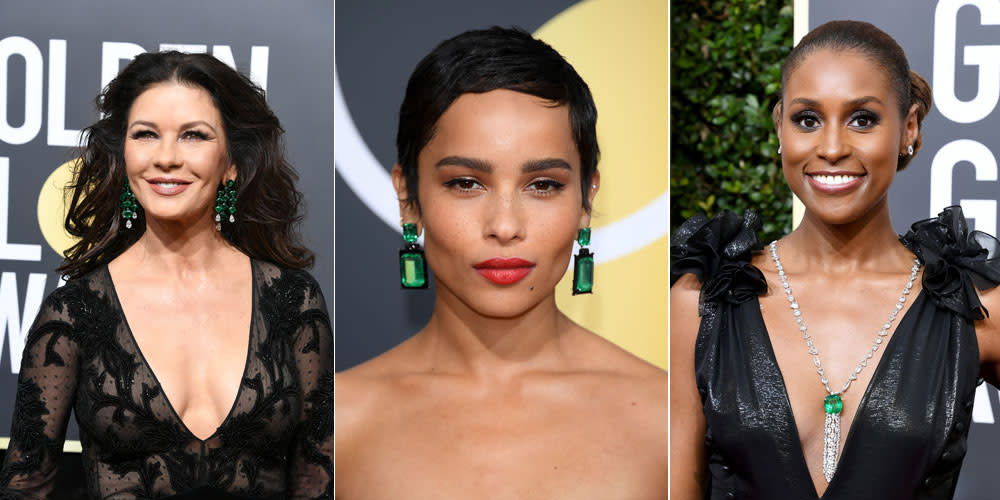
<box><xmin>396</xmin><ymin>26</ymin><xmax>599</xmax><ymax>211</ymax></box>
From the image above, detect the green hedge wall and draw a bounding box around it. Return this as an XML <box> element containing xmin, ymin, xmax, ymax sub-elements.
<box><xmin>671</xmin><ymin>0</ymin><xmax>794</xmax><ymax>243</ymax></box>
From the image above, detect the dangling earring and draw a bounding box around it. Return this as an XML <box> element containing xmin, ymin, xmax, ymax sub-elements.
<box><xmin>777</xmin><ymin>144</ymin><xmax>782</xmax><ymax>155</ymax></box>
<box><xmin>572</xmin><ymin>227</ymin><xmax>594</xmax><ymax>295</ymax></box>
<box><xmin>120</xmin><ymin>180</ymin><xmax>139</xmax><ymax>229</ymax></box>
<box><xmin>907</xmin><ymin>144</ymin><xmax>914</xmax><ymax>156</ymax></box>
<box><xmin>399</xmin><ymin>223</ymin><xmax>428</xmax><ymax>289</ymax></box>
<box><xmin>215</xmin><ymin>179</ymin><xmax>237</xmax><ymax>231</ymax></box>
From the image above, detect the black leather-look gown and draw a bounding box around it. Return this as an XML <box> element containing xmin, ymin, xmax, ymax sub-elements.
<box><xmin>670</xmin><ymin>206</ymin><xmax>1000</xmax><ymax>500</ymax></box>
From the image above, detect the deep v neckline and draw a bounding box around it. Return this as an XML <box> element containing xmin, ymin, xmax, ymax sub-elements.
<box><xmin>752</xmin><ymin>287</ymin><xmax>924</xmax><ymax>499</ymax></box>
<box><xmin>104</xmin><ymin>260</ymin><xmax>256</xmax><ymax>443</ymax></box>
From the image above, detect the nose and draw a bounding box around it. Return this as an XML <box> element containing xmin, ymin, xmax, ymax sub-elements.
<box><xmin>483</xmin><ymin>192</ymin><xmax>526</xmax><ymax>244</ymax></box>
<box><xmin>818</xmin><ymin>125</ymin><xmax>850</xmax><ymax>163</ymax></box>
<box><xmin>153</xmin><ymin>137</ymin><xmax>181</xmax><ymax>169</ymax></box>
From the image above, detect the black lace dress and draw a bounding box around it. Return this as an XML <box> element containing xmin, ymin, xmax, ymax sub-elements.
<box><xmin>670</xmin><ymin>207</ymin><xmax>1000</xmax><ymax>500</ymax></box>
<box><xmin>0</xmin><ymin>260</ymin><xmax>333</xmax><ymax>499</ymax></box>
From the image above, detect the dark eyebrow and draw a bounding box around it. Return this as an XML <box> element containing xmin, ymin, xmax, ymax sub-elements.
<box><xmin>436</xmin><ymin>156</ymin><xmax>492</xmax><ymax>172</ymax></box>
<box><xmin>180</xmin><ymin>121</ymin><xmax>218</xmax><ymax>134</ymax></box>
<box><xmin>789</xmin><ymin>98</ymin><xmax>819</xmax><ymax>107</ymax></box>
<box><xmin>522</xmin><ymin>158</ymin><xmax>571</xmax><ymax>173</ymax></box>
<box><xmin>847</xmin><ymin>96</ymin><xmax>881</xmax><ymax>107</ymax></box>
<box><xmin>128</xmin><ymin>120</ymin><xmax>158</xmax><ymax>130</ymax></box>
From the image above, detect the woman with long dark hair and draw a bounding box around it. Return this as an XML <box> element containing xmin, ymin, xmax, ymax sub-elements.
<box><xmin>671</xmin><ymin>20</ymin><xmax>1000</xmax><ymax>499</ymax></box>
<box><xmin>0</xmin><ymin>51</ymin><xmax>332</xmax><ymax>498</ymax></box>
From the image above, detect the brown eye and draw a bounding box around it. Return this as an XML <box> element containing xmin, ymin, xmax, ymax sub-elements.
<box><xmin>443</xmin><ymin>178</ymin><xmax>483</xmax><ymax>191</ymax></box>
<box><xmin>527</xmin><ymin>180</ymin><xmax>566</xmax><ymax>194</ymax></box>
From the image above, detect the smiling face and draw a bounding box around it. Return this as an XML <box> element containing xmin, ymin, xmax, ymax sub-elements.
<box><xmin>777</xmin><ymin>48</ymin><xmax>918</xmax><ymax>225</ymax></box>
<box><xmin>395</xmin><ymin>89</ymin><xmax>598</xmax><ymax>318</ymax></box>
<box><xmin>124</xmin><ymin>81</ymin><xmax>235</xmax><ymax>228</ymax></box>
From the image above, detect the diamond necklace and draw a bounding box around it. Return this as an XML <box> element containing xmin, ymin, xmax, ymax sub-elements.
<box><xmin>768</xmin><ymin>240</ymin><xmax>920</xmax><ymax>483</ymax></box>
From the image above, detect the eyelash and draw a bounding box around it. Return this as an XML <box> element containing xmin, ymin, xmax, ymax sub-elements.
<box><xmin>442</xmin><ymin>178</ymin><xmax>567</xmax><ymax>195</ymax></box>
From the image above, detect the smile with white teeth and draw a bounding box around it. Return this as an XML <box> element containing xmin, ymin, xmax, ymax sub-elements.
<box><xmin>810</xmin><ymin>174</ymin><xmax>861</xmax><ymax>185</ymax></box>
<box><xmin>155</xmin><ymin>182</ymin><xmax>180</xmax><ymax>188</ymax></box>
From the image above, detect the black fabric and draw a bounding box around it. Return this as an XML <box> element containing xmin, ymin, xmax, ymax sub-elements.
<box><xmin>0</xmin><ymin>260</ymin><xmax>333</xmax><ymax>500</ymax></box>
<box><xmin>671</xmin><ymin>206</ymin><xmax>1000</xmax><ymax>500</ymax></box>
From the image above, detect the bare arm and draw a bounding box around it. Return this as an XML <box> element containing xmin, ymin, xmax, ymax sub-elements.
<box><xmin>976</xmin><ymin>286</ymin><xmax>1000</xmax><ymax>386</ymax></box>
<box><xmin>670</xmin><ymin>274</ymin><xmax>707</xmax><ymax>500</ymax></box>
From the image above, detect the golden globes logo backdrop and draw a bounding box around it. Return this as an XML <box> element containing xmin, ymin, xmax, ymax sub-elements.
<box><xmin>0</xmin><ymin>1</ymin><xmax>334</xmax><ymax>450</ymax></box>
<box><xmin>335</xmin><ymin>0</ymin><xmax>668</xmax><ymax>370</ymax></box>
<box><xmin>804</xmin><ymin>0</ymin><xmax>1000</xmax><ymax>496</ymax></box>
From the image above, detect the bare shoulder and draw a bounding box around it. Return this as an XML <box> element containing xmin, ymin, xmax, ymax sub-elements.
<box><xmin>564</xmin><ymin>326</ymin><xmax>667</xmax><ymax>428</ymax></box>
<box><xmin>335</xmin><ymin>338</ymin><xmax>420</xmax><ymax>444</ymax></box>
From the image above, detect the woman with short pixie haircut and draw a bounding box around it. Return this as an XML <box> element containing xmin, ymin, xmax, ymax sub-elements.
<box><xmin>335</xmin><ymin>27</ymin><xmax>666</xmax><ymax>499</ymax></box>
<box><xmin>671</xmin><ymin>20</ymin><xmax>1000</xmax><ymax>499</ymax></box>
<box><xmin>0</xmin><ymin>51</ymin><xmax>332</xmax><ymax>499</ymax></box>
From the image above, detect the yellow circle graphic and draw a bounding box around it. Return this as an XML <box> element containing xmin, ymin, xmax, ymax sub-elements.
<box><xmin>539</xmin><ymin>0</ymin><xmax>667</xmax><ymax>370</ymax></box>
<box><xmin>37</xmin><ymin>159</ymin><xmax>80</xmax><ymax>257</ymax></box>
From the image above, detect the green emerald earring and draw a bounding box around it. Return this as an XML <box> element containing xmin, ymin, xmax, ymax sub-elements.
<box><xmin>120</xmin><ymin>180</ymin><xmax>139</xmax><ymax>229</ymax></box>
<box><xmin>215</xmin><ymin>179</ymin><xmax>237</xmax><ymax>231</ymax></box>
<box><xmin>572</xmin><ymin>227</ymin><xmax>594</xmax><ymax>295</ymax></box>
<box><xmin>399</xmin><ymin>223</ymin><xmax>428</xmax><ymax>289</ymax></box>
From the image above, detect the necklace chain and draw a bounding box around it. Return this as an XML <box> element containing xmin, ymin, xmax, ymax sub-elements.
<box><xmin>767</xmin><ymin>241</ymin><xmax>920</xmax><ymax>395</ymax></box>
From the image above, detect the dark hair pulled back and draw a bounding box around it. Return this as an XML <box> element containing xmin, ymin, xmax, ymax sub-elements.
<box><xmin>779</xmin><ymin>20</ymin><xmax>932</xmax><ymax>170</ymax></box>
<box><xmin>396</xmin><ymin>26</ymin><xmax>599</xmax><ymax>211</ymax></box>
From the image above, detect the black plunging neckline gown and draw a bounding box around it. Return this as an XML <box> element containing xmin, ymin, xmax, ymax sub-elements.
<box><xmin>671</xmin><ymin>207</ymin><xmax>1000</xmax><ymax>500</ymax></box>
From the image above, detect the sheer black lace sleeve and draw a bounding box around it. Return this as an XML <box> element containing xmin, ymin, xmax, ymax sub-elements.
<box><xmin>900</xmin><ymin>205</ymin><xmax>1000</xmax><ymax>320</ymax></box>
<box><xmin>0</xmin><ymin>283</ymin><xmax>84</xmax><ymax>500</ymax></box>
<box><xmin>274</xmin><ymin>270</ymin><xmax>332</xmax><ymax>500</ymax></box>
<box><xmin>670</xmin><ymin>210</ymin><xmax>767</xmax><ymax>314</ymax></box>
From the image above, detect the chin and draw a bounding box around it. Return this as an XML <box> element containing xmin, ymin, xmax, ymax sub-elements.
<box><xmin>441</xmin><ymin>280</ymin><xmax>552</xmax><ymax>319</ymax></box>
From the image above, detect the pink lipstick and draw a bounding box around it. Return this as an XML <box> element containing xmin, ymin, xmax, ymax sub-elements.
<box><xmin>147</xmin><ymin>177</ymin><xmax>192</xmax><ymax>196</ymax></box>
<box><xmin>473</xmin><ymin>257</ymin><xmax>535</xmax><ymax>285</ymax></box>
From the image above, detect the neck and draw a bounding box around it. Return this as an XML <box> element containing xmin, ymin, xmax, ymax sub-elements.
<box><xmin>129</xmin><ymin>214</ymin><xmax>238</xmax><ymax>274</ymax></box>
<box><xmin>415</xmin><ymin>283</ymin><xmax>572</xmax><ymax>379</ymax></box>
<box><xmin>780</xmin><ymin>197</ymin><xmax>912</xmax><ymax>273</ymax></box>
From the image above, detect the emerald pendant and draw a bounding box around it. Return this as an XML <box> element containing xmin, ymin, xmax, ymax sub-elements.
<box><xmin>824</xmin><ymin>394</ymin><xmax>843</xmax><ymax>414</ymax></box>
<box><xmin>572</xmin><ymin>248</ymin><xmax>593</xmax><ymax>295</ymax></box>
<box><xmin>399</xmin><ymin>245</ymin><xmax>428</xmax><ymax>289</ymax></box>
<box><xmin>823</xmin><ymin>394</ymin><xmax>842</xmax><ymax>483</ymax></box>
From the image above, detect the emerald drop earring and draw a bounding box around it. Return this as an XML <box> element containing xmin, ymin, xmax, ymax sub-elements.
<box><xmin>120</xmin><ymin>180</ymin><xmax>139</xmax><ymax>229</ymax></box>
<box><xmin>572</xmin><ymin>227</ymin><xmax>594</xmax><ymax>295</ymax></box>
<box><xmin>215</xmin><ymin>179</ymin><xmax>237</xmax><ymax>231</ymax></box>
<box><xmin>399</xmin><ymin>223</ymin><xmax>428</xmax><ymax>289</ymax></box>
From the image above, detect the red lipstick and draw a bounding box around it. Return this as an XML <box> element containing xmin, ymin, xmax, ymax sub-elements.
<box><xmin>473</xmin><ymin>257</ymin><xmax>535</xmax><ymax>285</ymax></box>
<box><xmin>146</xmin><ymin>177</ymin><xmax>192</xmax><ymax>196</ymax></box>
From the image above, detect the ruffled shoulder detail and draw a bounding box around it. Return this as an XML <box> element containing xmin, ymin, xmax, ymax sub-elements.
<box><xmin>900</xmin><ymin>205</ymin><xmax>1000</xmax><ymax>320</ymax></box>
<box><xmin>670</xmin><ymin>210</ymin><xmax>767</xmax><ymax>314</ymax></box>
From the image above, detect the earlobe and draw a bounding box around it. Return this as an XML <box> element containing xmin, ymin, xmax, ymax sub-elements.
<box><xmin>580</xmin><ymin>170</ymin><xmax>600</xmax><ymax>227</ymax></box>
<box><xmin>392</xmin><ymin>164</ymin><xmax>420</xmax><ymax>226</ymax></box>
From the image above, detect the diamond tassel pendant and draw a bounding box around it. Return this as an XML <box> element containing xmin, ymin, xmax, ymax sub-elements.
<box><xmin>823</xmin><ymin>394</ymin><xmax>843</xmax><ymax>482</ymax></box>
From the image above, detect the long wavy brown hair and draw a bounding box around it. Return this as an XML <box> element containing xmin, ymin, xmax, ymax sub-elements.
<box><xmin>59</xmin><ymin>51</ymin><xmax>313</xmax><ymax>279</ymax></box>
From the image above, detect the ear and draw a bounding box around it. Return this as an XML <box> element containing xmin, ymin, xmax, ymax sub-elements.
<box><xmin>902</xmin><ymin>103</ymin><xmax>919</xmax><ymax>153</ymax></box>
<box><xmin>579</xmin><ymin>169</ymin><xmax>600</xmax><ymax>228</ymax></box>
<box><xmin>772</xmin><ymin>100</ymin><xmax>783</xmax><ymax>139</ymax></box>
<box><xmin>225</xmin><ymin>163</ymin><xmax>237</xmax><ymax>184</ymax></box>
<box><xmin>391</xmin><ymin>164</ymin><xmax>421</xmax><ymax>231</ymax></box>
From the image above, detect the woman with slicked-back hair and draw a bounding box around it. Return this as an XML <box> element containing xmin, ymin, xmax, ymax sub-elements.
<box><xmin>336</xmin><ymin>27</ymin><xmax>666</xmax><ymax>499</ymax></box>
<box><xmin>0</xmin><ymin>51</ymin><xmax>332</xmax><ymax>499</ymax></box>
<box><xmin>672</xmin><ymin>20</ymin><xmax>1000</xmax><ymax>499</ymax></box>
